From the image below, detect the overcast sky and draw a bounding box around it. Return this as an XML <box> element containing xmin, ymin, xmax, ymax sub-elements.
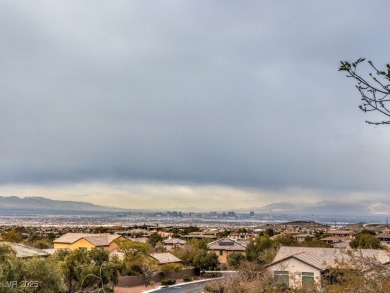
<box><xmin>1</xmin><ymin>1</ymin><xmax>390</xmax><ymax>210</ymax></box>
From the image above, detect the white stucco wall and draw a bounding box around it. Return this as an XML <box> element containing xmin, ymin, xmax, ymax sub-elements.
<box><xmin>267</xmin><ymin>258</ymin><xmax>322</xmax><ymax>289</ymax></box>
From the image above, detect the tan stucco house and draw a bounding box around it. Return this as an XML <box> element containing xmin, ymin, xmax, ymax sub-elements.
<box><xmin>162</xmin><ymin>238</ymin><xmax>186</xmax><ymax>251</ymax></box>
<box><xmin>53</xmin><ymin>233</ymin><xmax>130</xmax><ymax>251</ymax></box>
<box><xmin>207</xmin><ymin>238</ymin><xmax>247</xmax><ymax>264</ymax></box>
<box><xmin>266</xmin><ymin>246</ymin><xmax>390</xmax><ymax>290</ymax></box>
<box><xmin>325</xmin><ymin>229</ymin><xmax>354</xmax><ymax>239</ymax></box>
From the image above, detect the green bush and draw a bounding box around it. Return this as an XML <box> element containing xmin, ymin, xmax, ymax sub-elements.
<box><xmin>183</xmin><ymin>275</ymin><xmax>192</xmax><ymax>282</ymax></box>
<box><xmin>350</xmin><ymin>232</ymin><xmax>381</xmax><ymax>249</ymax></box>
<box><xmin>202</xmin><ymin>272</ymin><xmax>222</xmax><ymax>278</ymax></box>
<box><xmin>161</xmin><ymin>278</ymin><xmax>176</xmax><ymax>286</ymax></box>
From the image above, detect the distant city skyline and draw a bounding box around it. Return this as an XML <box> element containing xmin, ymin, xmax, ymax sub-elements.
<box><xmin>1</xmin><ymin>1</ymin><xmax>390</xmax><ymax>209</ymax></box>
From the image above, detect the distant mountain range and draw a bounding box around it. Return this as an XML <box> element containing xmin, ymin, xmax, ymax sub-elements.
<box><xmin>0</xmin><ymin>196</ymin><xmax>389</xmax><ymax>216</ymax></box>
<box><xmin>241</xmin><ymin>200</ymin><xmax>390</xmax><ymax>215</ymax></box>
<box><xmin>0</xmin><ymin>196</ymin><xmax>127</xmax><ymax>213</ymax></box>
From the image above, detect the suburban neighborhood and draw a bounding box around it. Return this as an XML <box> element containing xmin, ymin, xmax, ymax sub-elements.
<box><xmin>1</xmin><ymin>1</ymin><xmax>390</xmax><ymax>292</ymax></box>
<box><xmin>1</xmin><ymin>220</ymin><xmax>390</xmax><ymax>292</ymax></box>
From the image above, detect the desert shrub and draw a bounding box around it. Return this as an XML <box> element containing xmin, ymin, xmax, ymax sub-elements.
<box><xmin>203</xmin><ymin>272</ymin><xmax>222</xmax><ymax>278</ymax></box>
<box><xmin>161</xmin><ymin>278</ymin><xmax>176</xmax><ymax>286</ymax></box>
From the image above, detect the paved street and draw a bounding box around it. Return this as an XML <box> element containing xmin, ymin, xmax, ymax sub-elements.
<box><xmin>145</xmin><ymin>278</ymin><xmax>224</xmax><ymax>293</ymax></box>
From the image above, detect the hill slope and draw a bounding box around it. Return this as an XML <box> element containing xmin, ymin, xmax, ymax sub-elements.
<box><xmin>0</xmin><ymin>196</ymin><xmax>126</xmax><ymax>212</ymax></box>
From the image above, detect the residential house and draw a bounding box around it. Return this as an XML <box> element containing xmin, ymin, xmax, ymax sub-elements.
<box><xmin>158</xmin><ymin>231</ymin><xmax>173</xmax><ymax>239</ymax></box>
<box><xmin>183</xmin><ymin>231</ymin><xmax>217</xmax><ymax>241</ymax></box>
<box><xmin>377</xmin><ymin>233</ymin><xmax>390</xmax><ymax>244</ymax></box>
<box><xmin>266</xmin><ymin>246</ymin><xmax>390</xmax><ymax>290</ymax></box>
<box><xmin>149</xmin><ymin>252</ymin><xmax>182</xmax><ymax>265</ymax></box>
<box><xmin>163</xmin><ymin>238</ymin><xmax>186</xmax><ymax>251</ymax></box>
<box><xmin>292</xmin><ymin>234</ymin><xmax>313</xmax><ymax>243</ymax></box>
<box><xmin>229</xmin><ymin>233</ymin><xmax>256</xmax><ymax>241</ymax></box>
<box><xmin>320</xmin><ymin>230</ymin><xmax>353</xmax><ymax>246</ymax></box>
<box><xmin>131</xmin><ymin>237</ymin><xmax>149</xmax><ymax>244</ymax></box>
<box><xmin>53</xmin><ymin>233</ymin><xmax>130</xmax><ymax>251</ymax></box>
<box><xmin>207</xmin><ymin>238</ymin><xmax>247</xmax><ymax>264</ymax></box>
<box><xmin>320</xmin><ymin>236</ymin><xmax>350</xmax><ymax>245</ymax></box>
<box><xmin>332</xmin><ymin>240</ymin><xmax>351</xmax><ymax>249</ymax></box>
<box><xmin>325</xmin><ymin>229</ymin><xmax>354</xmax><ymax>239</ymax></box>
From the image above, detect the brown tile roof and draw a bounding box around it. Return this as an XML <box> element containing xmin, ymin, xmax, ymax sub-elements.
<box><xmin>267</xmin><ymin>246</ymin><xmax>390</xmax><ymax>271</ymax></box>
<box><xmin>53</xmin><ymin>233</ymin><xmax>88</xmax><ymax>244</ymax></box>
<box><xmin>320</xmin><ymin>236</ymin><xmax>350</xmax><ymax>241</ymax></box>
<box><xmin>207</xmin><ymin>238</ymin><xmax>247</xmax><ymax>252</ymax></box>
<box><xmin>291</xmin><ymin>252</ymin><xmax>327</xmax><ymax>270</ymax></box>
<box><xmin>83</xmin><ymin>235</ymin><xmax>121</xmax><ymax>246</ymax></box>
<box><xmin>149</xmin><ymin>252</ymin><xmax>182</xmax><ymax>264</ymax></box>
<box><xmin>130</xmin><ymin>237</ymin><xmax>149</xmax><ymax>243</ymax></box>
<box><xmin>53</xmin><ymin>233</ymin><xmax>121</xmax><ymax>246</ymax></box>
<box><xmin>163</xmin><ymin>238</ymin><xmax>186</xmax><ymax>245</ymax></box>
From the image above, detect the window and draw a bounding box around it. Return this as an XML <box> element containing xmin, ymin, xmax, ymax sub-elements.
<box><xmin>274</xmin><ymin>271</ymin><xmax>289</xmax><ymax>287</ymax></box>
<box><xmin>219</xmin><ymin>250</ymin><xmax>223</xmax><ymax>256</ymax></box>
<box><xmin>302</xmin><ymin>272</ymin><xmax>314</xmax><ymax>287</ymax></box>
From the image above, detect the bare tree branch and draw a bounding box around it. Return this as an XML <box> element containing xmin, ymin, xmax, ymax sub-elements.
<box><xmin>340</xmin><ymin>59</ymin><xmax>390</xmax><ymax>125</ymax></box>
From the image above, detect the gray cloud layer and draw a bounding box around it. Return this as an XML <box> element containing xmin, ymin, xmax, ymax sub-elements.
<box><xmin>1</xmin><ymin>1</ymin><xmax>390</xmax><ymax>196</ymax></box>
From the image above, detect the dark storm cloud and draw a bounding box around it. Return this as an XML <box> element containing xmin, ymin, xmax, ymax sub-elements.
<box><xmin>1</xmin><ymin>1</ymin><xmax>390</xmax><ymax>194</ymax></box>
